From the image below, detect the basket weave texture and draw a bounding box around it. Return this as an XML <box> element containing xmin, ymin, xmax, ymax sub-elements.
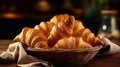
<box><xmin>26</xmin><ymin>45</ymin><xmax>102</xmax><ymax>64</ymax></box>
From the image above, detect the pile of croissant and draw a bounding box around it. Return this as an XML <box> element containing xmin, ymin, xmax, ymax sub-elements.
<box><xmin>14</xmin><ymin>14</ymin><xmax>103</xmax><ymax>49</ymax></box>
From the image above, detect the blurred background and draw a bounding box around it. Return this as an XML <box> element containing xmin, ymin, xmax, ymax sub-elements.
<box><xmin>0</xmin><ymin>0</ymin><xmax>120</xmax><ymax>39</ymax></box>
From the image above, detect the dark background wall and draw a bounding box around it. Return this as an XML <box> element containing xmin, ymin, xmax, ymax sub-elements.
<box><xmin>0</xmin><ymin>0</ymin><xmax>120</xmax><ymax>39</ymax></box>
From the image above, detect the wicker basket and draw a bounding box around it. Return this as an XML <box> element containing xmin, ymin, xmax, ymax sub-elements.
<box><xmin>26</xmin><ymin>45</ymin><xmax>102</xmax><ymax>64</ymax></box>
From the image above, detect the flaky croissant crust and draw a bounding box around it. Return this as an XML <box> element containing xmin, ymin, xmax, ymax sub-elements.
<box><xmin>14</xmin><ymin>27</ymin><xmax>48</xmax><ymax>48</ymax></box>
<box><xmin>53</xmin><ymin>37</ymin><xmax>92</xmax><ymax>49</ymax></box>
<box><xmin>14</xmin><ymin>14</ymin><xmax>103</xmax><ymax>49</ymax></box>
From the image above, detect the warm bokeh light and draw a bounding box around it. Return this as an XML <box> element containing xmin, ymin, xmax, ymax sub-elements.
<box><xmin>0</xmin><ymin>13</ymin><xmax>19</xmax><ymax>19</ymax></box>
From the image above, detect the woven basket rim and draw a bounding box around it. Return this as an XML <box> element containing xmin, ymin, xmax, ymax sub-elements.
<box><xmin>26</xmin><ymin>45</ymin><xmax>103</xmax><ymax>53</ymax></box>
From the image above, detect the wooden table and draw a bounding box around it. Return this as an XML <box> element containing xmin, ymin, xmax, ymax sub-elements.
<box><xmin>0</xmin><ymin>39</ymin><xmax>120</xmax><ymax>67</ymax></box>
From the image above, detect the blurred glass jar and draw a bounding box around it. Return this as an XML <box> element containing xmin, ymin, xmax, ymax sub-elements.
<box><xmin>97</xmin><ymin>10</ymin><xmax>120</xmax><ymax>39</ymax></box>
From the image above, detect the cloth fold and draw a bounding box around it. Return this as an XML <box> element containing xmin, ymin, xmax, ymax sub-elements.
<box><xmin>0</xmin><ymin>42</ymin><xmax>53</xmax><ymax>67</ymax></box>
<box><xmin>99</xmin><ymin>38</ymin><xmax>120</xmax><ymax>55</ymax></box>
<box><xmin>0</xmin><ymin>38</ymin><xmax>120</xmax><ymax>67</ymax></box>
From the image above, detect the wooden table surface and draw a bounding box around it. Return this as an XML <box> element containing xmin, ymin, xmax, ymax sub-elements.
<box><xmin>0</xmin><ymin>39</ymin><xmax>120</xmax><ymax>67</ymax></box>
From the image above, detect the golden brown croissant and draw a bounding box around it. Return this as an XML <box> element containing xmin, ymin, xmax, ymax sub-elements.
<box><xmin>72</xmin><ymin>20</ymin><xmax>85</xmax><ymax>36</ymax></box>
<box><xmin>50</xmin><ymin>14</ymin><xmax>73</xmax><ymax>25</ymax></box>
<box><xmin>48</xmin><ymin>14</ymin><xmax>75</xmax><ymax>47</ymax></box>
<box><xmin>14</xmin><ymin>27</ymin><xmax>48</xmax><ymax>48</ymax></box>
<box><xmin>53</xmin><ymin>37</ymin><xmax>92</xmax><ymax>49</ymax></box>
<box><xmin>50</xmin><ymin>14</ymin><xmax>63</xmax><ymax>25</ymax></box>
<box><xmin>72</xmin><ymin>20</ymin><xmax>103</xmax><ymax>47</ymax></box>
<box><xmin>34</xmin><ymin>21</ymin><xmax>54</xmax><ymax>37</ymax></box>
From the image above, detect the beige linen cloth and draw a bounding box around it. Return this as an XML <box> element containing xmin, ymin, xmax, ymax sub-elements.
<box><xmin>0</xmin><ymin>38</ymin><xmax>120</xmax><ymax>67</ymax></box>
<box><xmin>0</xmin><ymin>42</ymin><xmax>53</xmax><ymax>67</ymax></box>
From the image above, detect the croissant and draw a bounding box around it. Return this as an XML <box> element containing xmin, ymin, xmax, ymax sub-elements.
<box><xmin>50</xmin><ymin>14</ymin><xmax>73</xmax><ymax>25</ymax></box>
<box><xmin>53</xmin><ymin>37</ymin><xmax>92</xmax><ymax>49</ymax></box>
<box><xmin>50</xmin><ymin>14</ymin><xmax>63</xmax><ymax>25</ymax></box>
<box><xmin>72</xmin><ymin>20</ymin><xmax>103</xmax><ymax>47</ymax></box>
<box><xmin>72</xmin><ymin>20</ymin><xmax>85</xmax><ymax>36</ymax></box>
<box><xmin>34</xmin><ymin>21</ymin><xmax>54</xmax><ymax>37</ymax></box>
<box><xmin>48</xmin><ymin>14</ymin><xmax>75</xmax><ymax>47</ymax></box>
<box><xmin>14</xmin><ymin>27</ymin><xmax>48</xmax><ymax>48</ymax></box>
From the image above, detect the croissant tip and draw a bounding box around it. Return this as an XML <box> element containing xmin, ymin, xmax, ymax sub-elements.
<box><xmin>14</xmin><ymin>35</ymin><xmax>19</xmax><ymax>42</ymax></box>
